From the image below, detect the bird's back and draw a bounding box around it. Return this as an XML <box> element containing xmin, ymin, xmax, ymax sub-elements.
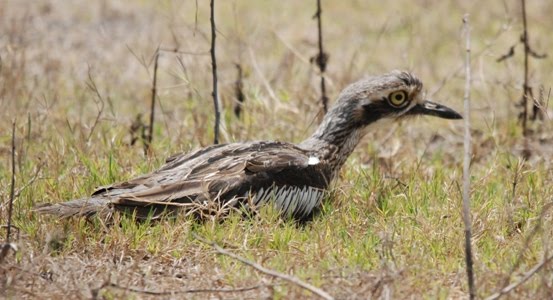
<box><xmin>36</xmin><ymin>141</ymin><xmax>332</xmax><ymax>222</ymax></box>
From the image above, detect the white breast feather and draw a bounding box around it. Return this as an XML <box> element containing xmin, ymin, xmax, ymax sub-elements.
<box><xmin>250</xmin><ymin>185</ymin><xmax>324</xmax><ymax>218</ymax></box>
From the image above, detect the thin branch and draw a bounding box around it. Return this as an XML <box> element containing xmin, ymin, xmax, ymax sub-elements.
<box><xmin>462</xmin><ymin>15</ymin><xmax>476</xmax><ymax>300</ymax></box>
<box><xmin>528</xmin><ymin>48</ymin><xmax>547</xmax><ymax>59</ymax></box>
<box><xmin>0</xmin><ymin>121</ymin><xmax>17</xmax><ymax>263</ymax></box>
<box><xmin>6</xmin><ymin>121</ymin><xmax>16</xmax><ymax>243</ymax></box>
<box><xmin>497</xmin><ymin>0</ymin><xmax>547</xmax><ymax>126</ymax></box>
<box><xmin>496</xmin><ymin>44</ymin><xmax>516</xmax><ymax>62</ymax></box>
<box><xmin>313</xmin><ymin>0</ymin><xmax>329</xmax><ymax>113</ymax></box>
<box><xmin>13</xmin><ymin>162</ymin><xmax>43</xmax><ymax>200</ymax></box>
<box><xmin>210</xmin><ymin>0</ymin><xmax>221</xmax><ymax>144</ymax></box>
<box><xmin>520</xmin><ymin>0</ymin><xmax>530</xmax><ymax>130</ymax></box>
<box><xmin>234</xmin><ymin>63</ymin><xmax>245</xmax><ymax>117</ymax></box>
<box><xmin>146</xmin><ymin>48</ymin><xmax>160</xmax><ymax>154</ymax></box>
<box><xmin>85</xmin><ymin>67</ymin><xmax>105</xmax><ymax>143</ymax></box>
<box><xmin>485</xmin><ymin>253</ymin><xmax>553</xmax><ymax>300</ymax></box>
<box><xmin>501</xmin><ymin>202</ymin><xmax>553</xmax><ymax>289</ymax></box>
<box><xmin>193</xmin><ymin>233</ymin><xmax>334</xmax><ymax>300</ymax></box>
<box><xmin>520</xmin><ymin>0</ymin><xmax>547</xmax><ymax>123</ymax></box>
<box><xmin>105</xmin><ymin>281</ymin><xmax>266</xmax><ymax>296</ymax></box>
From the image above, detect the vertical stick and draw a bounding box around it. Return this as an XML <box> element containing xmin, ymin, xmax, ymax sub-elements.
<box><xmin>210</xmin><ymin>0</ymin><xmax>221</xmax><ymax>144</ymax></box>
<box><xmin>520</xmin><ymin>0</ymin><xmax>529</xmax><ymax>133</ymax></box>
<box><xmin>7</xmin><ymin>121</ymin><xmax>16</xmax><ymax>243</ymax></box>
<box><xmin>462</xmin><ymin>15</ymin><xmax>476</xmax><ymax>300</ymax></box>
<box><xmin>147</xmin><ymin>49</ymin><xmax>160</xmax><ymax>154</ymax></box>
<box><xmin>234</xmin><ymin>64</ymin><xmax>245</xmax><ymax>118</ymax></box>
<box><xmin>315</xmin><ymin>0</ymin><xmax>328</xmax><ymax>113</ymax></box>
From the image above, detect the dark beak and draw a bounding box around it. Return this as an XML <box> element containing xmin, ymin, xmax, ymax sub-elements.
<box><xmin>408</xmin><ymin>100</ymin><xmax>463</xmax><ymax>119</ymax></box>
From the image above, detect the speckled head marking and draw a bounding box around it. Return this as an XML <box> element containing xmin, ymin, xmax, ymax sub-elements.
<box><xmin>306</xmin><ymin>70</ymin><xmax>461</xmax><ymax>142</ymax></box>
<box><xmin>300</xmin><ymin>70</ymin><xmax>461</xmax><ymax>179</ymax></box>
<box><xmin>338</xmin><ymin>70</ymin><xmax>425</xmax><ymax>126</ymax></box>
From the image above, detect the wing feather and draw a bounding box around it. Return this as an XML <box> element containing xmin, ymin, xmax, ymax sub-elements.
<box><xmin>43</xmin><ymin>141</ymin><xmax>331</xmax><ymax>220</ymax></box>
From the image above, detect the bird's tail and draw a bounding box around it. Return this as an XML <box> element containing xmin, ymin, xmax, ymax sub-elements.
<box><xmin>34</xmin><ymin>197</ymin><xmax>111</xmax><ymax>218</ymax></box>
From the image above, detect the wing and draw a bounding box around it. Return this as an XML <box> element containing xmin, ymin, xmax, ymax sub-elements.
<box><xmin>94</xmin><ymin>141</ymin><xmax>331</xmax><ymax>220</ymax></box>
<box><xmin>209</xmin><ymin>142</ymin><xmax>332</xmax><ymax>220</ymax></box>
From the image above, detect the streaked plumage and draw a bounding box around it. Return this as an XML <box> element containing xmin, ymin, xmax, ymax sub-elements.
<box><xmin>36</xmin><ymin>71</ymin><xmax>462</xmax><ymax>222</ymax></box>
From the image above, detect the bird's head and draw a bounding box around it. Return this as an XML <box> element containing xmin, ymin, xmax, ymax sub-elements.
<box><xmin>302</xmin><ymin>70</ymin><xmax>462</xmax><ymax>180</ymax></box>
<box><xmin>334</xmin><ymin>70</ymin><xmax>462</xmax><ymax>127</ymax></box>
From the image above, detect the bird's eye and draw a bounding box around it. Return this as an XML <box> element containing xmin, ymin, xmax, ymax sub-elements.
<box><xmin>388</xmin><ymin>91</ymin><xmax>408</xmax><ymax>107</ymax></box>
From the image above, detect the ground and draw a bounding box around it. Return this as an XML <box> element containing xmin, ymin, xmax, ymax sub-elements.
<box><xmin>1</xmin><ymin>0</ymin><xmax>553</xmax><ymax>299</ymax></box>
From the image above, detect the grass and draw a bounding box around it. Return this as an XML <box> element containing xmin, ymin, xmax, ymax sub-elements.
<box><xmin>1</xmin><ymin>0</ymin><xmax>553</xmax><ymax>298</ymax></box>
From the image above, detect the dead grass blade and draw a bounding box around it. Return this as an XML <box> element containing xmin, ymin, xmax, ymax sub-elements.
<box><xmin>103</xmin><ymin>281</ymin><xmax>267</xmax><ymax>296</ymax></box>
<box><xmin>485</xmin><ymin>253</ymin><xmax>553</xmax><ymax>300</ymax></box>
<box><xmin>192</xmin><ymin>232</ymin><xmax>335</xmax><ymax>300</ymax></box>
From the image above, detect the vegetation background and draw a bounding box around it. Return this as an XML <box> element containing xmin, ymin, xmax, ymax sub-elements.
<box><xmin>1</xmin><ymin>0</ymin><xmax>552</xmax><ymax>298</ymax></box>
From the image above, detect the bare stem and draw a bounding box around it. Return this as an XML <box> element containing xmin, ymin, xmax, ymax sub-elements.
<box><xmin>462</xmin><ymin>15</ymin><xmax>476</xmax><ymax>300</ymax></box>
<box><xmin>315</xmin><ymin>0</ymin><xmax>329</xmax><ymax>113</ymax></box>
<box><xmin>234</xmin><ymin>63</ymin><xmax>245</xmax><ymax>118</ymax></box>
<box><xmin>85</xmin><ymin>67</ymin><xmax>105</xmax><ymax>143</ymax></box>
<box><xmin>520</xmin><ymin>0</ymin><xmax>529</xmax><ymax>132</ymax></box>
<box><xmin>6</xmin><ymin>121</ymin><xmax>16</xmax><ymax>243</ymax></box>
<box><xmin>210</xmin><ymin>0</ymin><xmax>221</xmax><ymax>144</ymax></box>
<box><xmin>485</xmin><ymin>253</ymin><xmax>553</xmax><ymax>300</ymax></box>
<box><xmin>147</xmin><ymin>49</ymin><xmax>160</xmax><ymax>154</ymax></box>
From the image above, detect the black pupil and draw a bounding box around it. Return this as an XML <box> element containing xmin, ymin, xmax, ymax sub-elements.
<box><xmin>395</xmin><ymin>94</ymin><xmax>403</xmax><ymax>101</ymax></box>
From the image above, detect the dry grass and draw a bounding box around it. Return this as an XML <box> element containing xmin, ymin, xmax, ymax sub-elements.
<box><xmin>1</xmin><ymin>0</ymin><xmax>553</xmax><ymax>299</ymax></box>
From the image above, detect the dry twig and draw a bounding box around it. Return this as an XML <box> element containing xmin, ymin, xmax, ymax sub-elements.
<box><xmin>501</xmin><ymin>202</ymin><xmax>553</xmax><ymax>290</ymax></box>
<box><xmin>462</xmin><ymin>15</ymin><xmax>476</xmax><ymax>300</ymax></box>
<box><xmin>6</xmin><ymin>121</ymin><xmax>16</xmax><ymax>243</ymax></box>
<box><xmin>104</xmin><ymin>281</ymin><xmax>266</xmax><ymax>296</ymax></box>
<box><xmin>146</xmin><ymin>48</ymin><xmax>160</xmax><ymax>154</ymax></box>
<box><xmin>1</xmin><ymin>121</ymin><xmax>18</xmax><ymax>263</ymax></box>
<box><xmin>210</xmin><ymin>0</ymin><xmax>221</xmax><ymax>144</ymax></box>
<box><xmin>496</xmin><ymin>0</ymin><xmax>547</xmax><ymax>133</ymax></box>
<box><xmin>193</xmin><ymin>233</ymin><xmax>335</xmax><ymax>300</ymax></box>
<box><xmin>85</xmin><ymin>67</ymin><xmax>105</xmax><ymax>143</ymax></box>
<box><xmin>313</xmin><ymin>0</ymin><xmax>329</xmax><ymax>113</ymax></box>
<box><xmin>485</xmin><ymin>253</ymin><xmax>553</xmax><ymax>300</ymax></box>
<box><xmin>234</xmin><ymin>64</ymin><xmax>245</xmax><ymax>118</ymax></box>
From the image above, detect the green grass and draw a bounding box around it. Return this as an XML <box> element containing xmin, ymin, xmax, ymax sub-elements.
<box><xmin>1</xmin><ymin>0</ymin><xmax>553</xmax><ymax>298</ymax></box>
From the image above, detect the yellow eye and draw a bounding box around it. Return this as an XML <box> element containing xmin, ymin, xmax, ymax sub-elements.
<box><xmin>388</xmin><ymin>91</ymin><xmax>408</xmax><ymax>107</ymax></box>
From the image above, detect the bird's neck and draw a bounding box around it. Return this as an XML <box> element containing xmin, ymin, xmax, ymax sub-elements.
<box><xmin>299</xmin><ymin>111</ymin><xmax>367</xmax><ymax>180</ymax></box>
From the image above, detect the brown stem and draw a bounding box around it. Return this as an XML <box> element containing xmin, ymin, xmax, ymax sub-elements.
<box><xmin>210</xmin><ymin>0</ymin><xmax>221</xmax><ymax>144</ymax></box>
<box><xmin>146</xmin><ymin>49</ymin><xmax>160</xmax><ymax>154</ymax></box>
<box><xmin>6</xmin><ymin>121</ymin><xmax>16</xmax><ymax>243</ymax></box>
<box><xmin>520</xmin><ymin>0</ymin><xmax>529</xmax><ymax>134</ymax></box>
<box><xmin>234</xmin><ymin>64</ymin><xmax>245</xmax><ymax>117</ymax></box>
<box><xmin>315</xmin><ymin>0</ymin><xmax>329</xmax><ymax>114</ymax></box>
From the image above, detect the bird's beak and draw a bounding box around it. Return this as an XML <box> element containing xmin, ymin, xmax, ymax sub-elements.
<box><xmin>408</xmin><ymin>100</ymin><xmax>463</xmax><ymax>119</ymax></box>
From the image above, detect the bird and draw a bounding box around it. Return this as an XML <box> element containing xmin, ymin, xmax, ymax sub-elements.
<box><xmin>36</xmin><ymin>71</ymin><xmax>462</xmax><ymax>222</ymax></box>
